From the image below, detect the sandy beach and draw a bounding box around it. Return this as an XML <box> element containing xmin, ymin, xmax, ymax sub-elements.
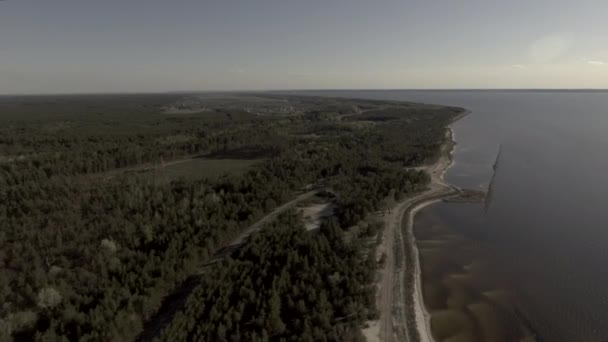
<box><xmin>364</xmin><ymin>111</ymin><xmax>467</xmax><ymax>342</ymax></box>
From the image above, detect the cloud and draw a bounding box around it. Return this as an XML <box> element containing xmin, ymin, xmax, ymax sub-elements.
<box><xmin>585</xmin><ymin>59</ymin><xmax>605</xmax><ymax>66</ymax></box>
<box><xmin>512</xmin><ymin>64</ymin><xmax>525</xmax><ymax>68</ymax></box>
<box><xmin>529</xmin><ymin>34</ymin><xmax>572</xmax><ymax>63</ymax></box>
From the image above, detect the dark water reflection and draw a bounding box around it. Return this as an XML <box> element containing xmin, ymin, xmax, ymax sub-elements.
<box><xmin>292</xmin><ymin>90</ymin><xmax>608</xmax><ymax>342</ymax></box>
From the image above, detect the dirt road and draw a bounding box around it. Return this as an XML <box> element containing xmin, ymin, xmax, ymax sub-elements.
<box><xmin>137</xmin><ymin>189</ymin><xmax>318</xmax><ymax>341</ymax></box>
<box><xmin>210</xmin><ymin>190</ymin><xmax>318</xmax><ymax>260</ymax></box>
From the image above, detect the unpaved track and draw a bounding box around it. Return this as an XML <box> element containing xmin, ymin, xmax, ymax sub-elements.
<box><xmin>137</xmin><ymin>189</ymin><xmax>317</xmax><ymax>341</ymax></box>
<box><xmin>225</xmin><ymin>190</ymin><xmax>317</xmax><ymax>247</ymax></box>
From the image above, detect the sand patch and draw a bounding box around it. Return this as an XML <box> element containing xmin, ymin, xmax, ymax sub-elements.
<box><xmin>298</xmin><ymin>202</ymin><xmax>335</xmax><ymax>230</ymax></box>
<box><xmin>361</xmin><ymin>320</ymin><xmax>380</xmax><ymax>342</ymax></box>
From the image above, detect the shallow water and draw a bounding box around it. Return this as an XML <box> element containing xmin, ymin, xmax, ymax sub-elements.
<box><xmin>293</xmin><ymin>90</ymin><xmax>608</xmax><ymax>342</ymax></box>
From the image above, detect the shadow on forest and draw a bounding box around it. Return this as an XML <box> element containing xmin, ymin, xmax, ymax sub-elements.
<box><xmin>136</xmin><ymin>241</ymin><xmax>247</xmax><ymax>341</ymax></box>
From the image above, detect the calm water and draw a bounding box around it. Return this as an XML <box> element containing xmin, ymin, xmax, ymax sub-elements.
<box><xmin>294</xmin><ymin>90</ymin><xmax>608</xmax><ymax>341</ymax></box>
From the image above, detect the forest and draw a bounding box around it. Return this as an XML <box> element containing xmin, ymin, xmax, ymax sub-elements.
<box><xmin>158</xmin><ymin>212</ymin><xmax>377</xmax><ymax>342</ymax></box>
<box><xmin>0</xmin><ymin>93</ymin><xmax>462</xmax><ymax>341</ymax></box>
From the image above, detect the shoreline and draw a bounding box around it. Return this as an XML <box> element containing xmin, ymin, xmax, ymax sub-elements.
<box><xmin>363</xmin><ymin>110</ymin><xmax>467</xmax><ymax>342</ymax></box>
<box><xmin>404</xmin><ymin>123</ymin><xmax>461</xmax><ymax>342</ymax></box>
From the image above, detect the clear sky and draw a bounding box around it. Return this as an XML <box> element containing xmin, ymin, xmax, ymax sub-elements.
<box><xmin>2</xmin><ymin>0</ymin><xmax>608</xmax><ymax>94</ymax></box>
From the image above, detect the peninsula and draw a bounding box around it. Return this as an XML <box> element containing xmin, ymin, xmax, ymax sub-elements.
<box><xmin>0</xmin><ymin>93</ymin><xmax>464</xmax><ymax>341</ymax></box>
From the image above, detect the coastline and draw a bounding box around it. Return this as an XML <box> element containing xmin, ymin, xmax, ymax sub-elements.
<box><xmin>364</xmin><ymin>110</ymin><xmax>466</xmax><ymax>342</ymax></box>
<box><xmin>404</xmin><ymin>124</ymin><xmax>461</xmax><ymax>342</ymax></box>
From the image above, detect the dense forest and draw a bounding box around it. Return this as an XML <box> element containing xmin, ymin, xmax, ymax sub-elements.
<box><xmin>159</xmin><ymin>212</ymin><xmax>376</xmax><ymax>342</ymax></box>
<box><xmin>0</xmin><ymin>93</ymin><xmax>461</xmax><ymax>341</ymax></box>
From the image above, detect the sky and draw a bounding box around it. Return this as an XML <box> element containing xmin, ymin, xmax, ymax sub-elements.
<box><xmin>1</xmin><ymin>0</ymin><xmax>608</xmax><ymax>94</ymax></box>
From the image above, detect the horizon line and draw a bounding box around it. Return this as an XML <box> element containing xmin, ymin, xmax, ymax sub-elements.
<box><xmin>2</xmin><ymin>88</ymin><xmax>608</xmax><ymax>97</ymax></box>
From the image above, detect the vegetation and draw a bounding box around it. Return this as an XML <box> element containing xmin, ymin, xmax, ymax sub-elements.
<box><xmin>159</xmin><ymin>212</ymin><xmax>376</xmax><ymax>342</ymax></box>
<box><xmin>131</xmin><ymin>158</ymin><xmax>264</xmax><ymax>183</ymax></box>
<box><xmin>0</xmin><ymin>93</ymin><xmax>461</xmax><ymax>341</ymax></box>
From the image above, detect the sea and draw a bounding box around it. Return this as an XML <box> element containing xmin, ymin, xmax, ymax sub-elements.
<box><xmin>292</xmin><ymin>90</ymin><xmax>608</xmax><ymax>342</ymax></box>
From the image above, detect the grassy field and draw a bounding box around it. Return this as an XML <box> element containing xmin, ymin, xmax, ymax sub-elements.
<box><xmin>139</xmin><ymin>157</ymin><xmax>263</xmax><ymax>182</ymax></box>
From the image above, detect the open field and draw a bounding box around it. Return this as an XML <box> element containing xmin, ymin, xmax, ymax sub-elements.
<box><xmin>131</xmin><ymin>157</ymin><xmax>263</xmax><ymax>182</ymax></box>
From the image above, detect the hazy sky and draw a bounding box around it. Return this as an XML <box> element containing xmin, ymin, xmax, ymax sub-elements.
<box><xmin>2</xmin><ymin>0</ymin><xmax>608</xmax><ymax>94</ymax></box>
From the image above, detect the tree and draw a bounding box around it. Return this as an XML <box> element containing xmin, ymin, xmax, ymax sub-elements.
<box><xmin>37</xmin><ymin>287</ymin><xmax>62</xmax><ymax>310</ymax></box>
<box><xmin>268</xmin><ymin>289</ymin><xmax>286</xmax><ymax>334</ymax></box>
